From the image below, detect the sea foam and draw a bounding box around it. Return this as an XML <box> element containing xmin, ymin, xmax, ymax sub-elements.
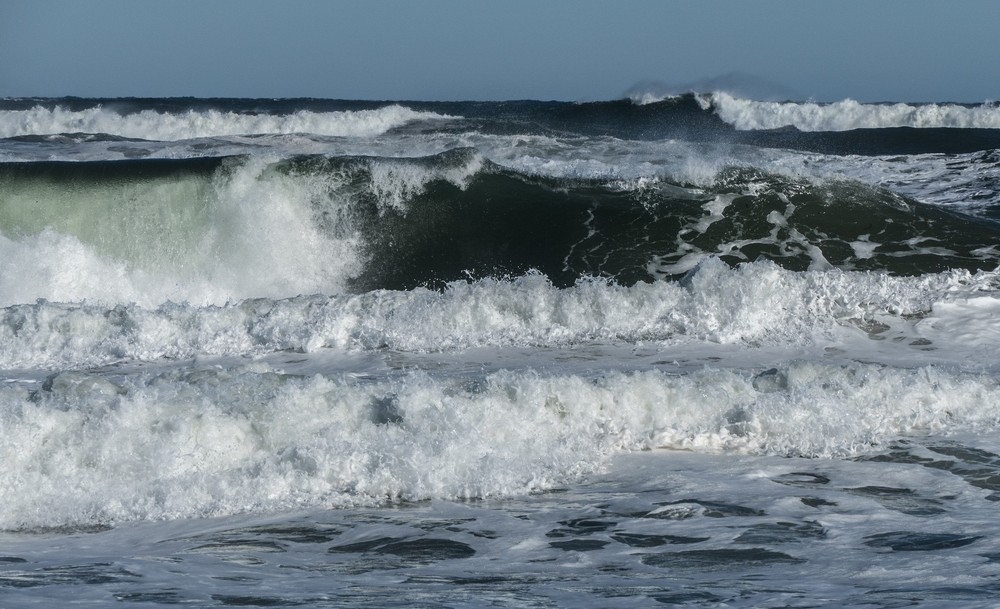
<box><xmin>1</xmin><ymin>360</ymin><xmax>997</xmax><ymax>528</ymax></box>
<box><xmin>2</xmin><ymin>260</ymin><xmax>997</xmax><ymax>370</ymax></box>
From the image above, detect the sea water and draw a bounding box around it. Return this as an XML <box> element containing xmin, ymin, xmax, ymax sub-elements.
<box><xmin>1</xmin><ymin>94</ymin><xmax>1000</xmax><ymax>607</ymax></box>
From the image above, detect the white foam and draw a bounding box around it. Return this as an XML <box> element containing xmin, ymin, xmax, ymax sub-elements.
<box><xmin>711</xmin><ymin>93</ymin><xmax>1000</xmax><ymax>131</ymax></box>
<box><xmin>2</xmin><ymin>260</ymin><xmax>997</xmax><ymax>371</ymax></box>
<box><xmin>850</xmin><ymin>236</ymin><xmax>880</xmax><ymax>259</ymax></box>
<box><xmin>1</xmin><ymin>358</ymin><xmax>997</xmax><ymax>528</ymax></box>
<box><xmin>6</xmin><ymin>442</ymin><xmax>1000</xmax><ymax>606</ymax></box>
<box><xmin>915</xmin><ymin>296</ymin><xmax>1000</xmax><ymax>350</ymax></box>
<box><xmin>366</xmin><ymin>151</ymin><xmax>484</xmax><ymax>211</ymax></box>
<box><xmin>0</xmin><ymin>159</ymin><xmax>361</xmax><ymax>307</ymax></box>
<box><xmin>0</xmin><ymin>105</ymin><xmax>453</xmax><ymax>140</ymax></box>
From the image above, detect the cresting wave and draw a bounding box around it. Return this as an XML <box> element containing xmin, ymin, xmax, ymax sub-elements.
<box><xmin>0</xmin><ymin>104</ymin><xmax>453</xmax><ymax>140</ymax></box>
<box><xmin>2</xmin><ymin>359</ymin><xmax>998</xmax><ymax>528</ymax></box>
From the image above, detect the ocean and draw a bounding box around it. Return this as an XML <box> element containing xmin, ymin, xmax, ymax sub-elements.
<box><xmin>1</xmin><ymin>93</ymin><xmax>999</xmax><ymax>607</ymax></box>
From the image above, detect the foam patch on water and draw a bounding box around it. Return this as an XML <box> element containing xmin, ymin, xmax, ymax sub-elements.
<box><xmin>765</xmin><ymin>149</ymin><xmax>1000</xmax><ymax>213</ymax></box>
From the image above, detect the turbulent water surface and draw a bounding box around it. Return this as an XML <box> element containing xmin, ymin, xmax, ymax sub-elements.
<box><xmin>2</xmin><ymin>94</ymin><xmax>1000</xmax><ymax>607</ymax></box>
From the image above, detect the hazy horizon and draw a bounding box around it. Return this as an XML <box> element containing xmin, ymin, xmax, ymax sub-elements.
<box><xmin>2</xmin><ymin>0</ymin><xmax>998</xmax><ymax>103</ymax></box>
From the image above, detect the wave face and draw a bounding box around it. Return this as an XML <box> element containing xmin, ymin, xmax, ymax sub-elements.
<box><xmin>0</xmin><ymin>156</ymin><xmax>360</xmax><ymax>305</ymax></box>
<box><xmin>1</xmin><ymin>96</ymin><xmax>1000</xmax><ymax>536</ymax></box>
<box><xmin>344</xmin><ymin>157</ymin><xmax>1000</xmax><ymax>289</ymax></box>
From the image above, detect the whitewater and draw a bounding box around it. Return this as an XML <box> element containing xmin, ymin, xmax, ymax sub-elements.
<box><xmin>1</xmin><ymin>95</ymin><xmax>1000</xmax><ymax>608</ymax></box>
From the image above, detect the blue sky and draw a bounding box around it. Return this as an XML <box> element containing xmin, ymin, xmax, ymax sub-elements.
<box><xmin>2</xmin><ymin>0</ymin><xmax>997</xmax><ymax>102</ymax></box>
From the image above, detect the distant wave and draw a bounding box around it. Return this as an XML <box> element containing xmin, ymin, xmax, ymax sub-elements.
<box><xmin>0</xmin><ymin>104</ymin><xmax>454</xmax><ymax>140</ymax></box>
<box><xmin>629</xmin><ymin>91</ymin><xmax>1000</xmax><ymax>131</ymax></box>
<box><xmin>711</xmin><ymin>93</ymin><xmax>1000</xmax><ymax>131</ymax></box>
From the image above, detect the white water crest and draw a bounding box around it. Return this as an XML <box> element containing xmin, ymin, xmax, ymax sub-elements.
<box><xmin>0</xmin><ymin>104</ymin><xmax>454</xmax><ymax>140</ymax></box>
<box><xmin>2</xmin><ymin>260</ymin><xmax>998</xmax><ymax>370</ymax></box>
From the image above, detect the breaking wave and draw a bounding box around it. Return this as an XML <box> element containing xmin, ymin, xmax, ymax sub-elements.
<box><xmin>1</xmin><ymin>150</ymin><xmax>998</xmax><ymax>307</ymax></box>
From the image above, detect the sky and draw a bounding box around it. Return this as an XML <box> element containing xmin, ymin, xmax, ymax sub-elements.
<box><xmin>1</xmin><ymin>0</ymin><xmax>998</xmax><ymax>102</ymax></box>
